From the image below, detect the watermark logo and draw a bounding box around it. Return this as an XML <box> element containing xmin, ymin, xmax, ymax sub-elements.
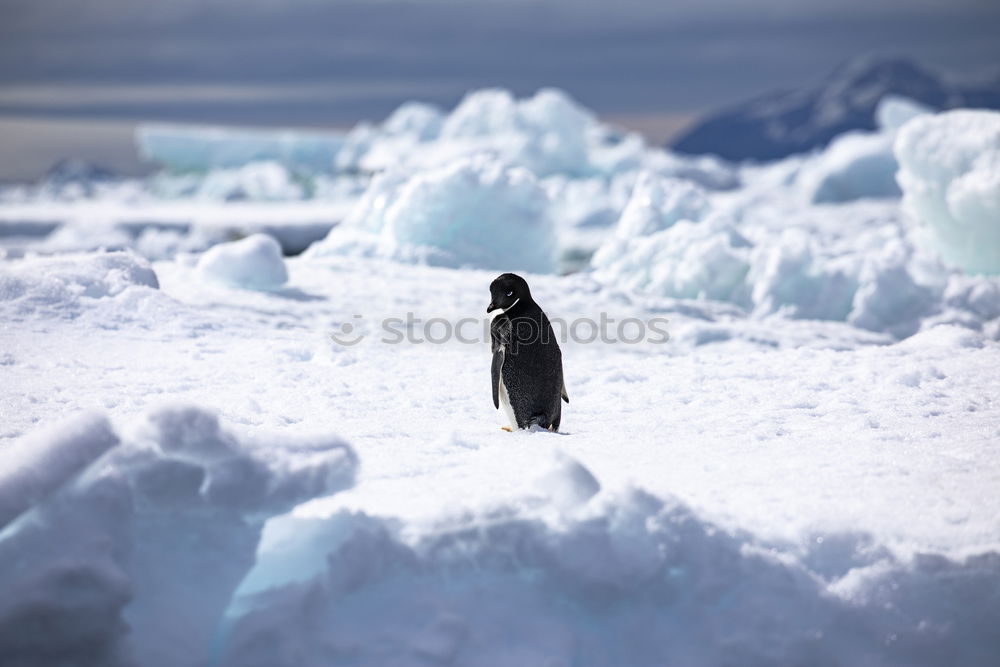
<box><xmin>329</xmin><ymin>313</ymin><xmax>670</xmax><ymax>346</ymax></box>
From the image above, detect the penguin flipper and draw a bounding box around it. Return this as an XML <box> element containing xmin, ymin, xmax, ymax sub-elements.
<box><xmin>491</xmin><ymin>347</ymin><xmax>504</xmax><ymax>409</ymax></box>
<box><xmin>561</xmin><ymin>380</ymin><xmax>569</xmax><ymax>404</ymax></box>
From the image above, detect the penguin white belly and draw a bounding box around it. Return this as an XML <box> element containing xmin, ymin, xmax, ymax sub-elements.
<box><xmin>497</xmin><ymin>349</ymin><xmax>518</xmax><ymax>430</ymax></box>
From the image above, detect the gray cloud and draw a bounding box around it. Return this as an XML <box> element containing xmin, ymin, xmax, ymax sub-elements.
<box><xmin>0</xmin><ymin>0</ymin><xmax>997</xmax><ymax>124</ymax></box>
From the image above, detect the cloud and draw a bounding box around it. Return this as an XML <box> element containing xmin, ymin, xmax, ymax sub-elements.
<box><xmin>0</xmin><ymin>0</ymin><xmax>997</xmax><ymax>123</ymax></box>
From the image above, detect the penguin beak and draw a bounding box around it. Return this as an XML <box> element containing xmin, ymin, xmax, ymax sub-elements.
<box><xmin>486</xmin><ymin>302</ymin><xmax>499</xmax><ymax>313</ymax></box>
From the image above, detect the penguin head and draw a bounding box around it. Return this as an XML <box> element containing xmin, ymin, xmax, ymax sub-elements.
<box><xmin>487</xmin><ymin>273</ymin><xmax>531</xmax><ymax>314</ymax></box>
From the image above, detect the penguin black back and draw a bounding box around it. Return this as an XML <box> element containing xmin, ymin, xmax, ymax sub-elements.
<box><xmin>487</xmin><ymin>274</ymin><xmax>568</xmax><ymax>431</ymax></box>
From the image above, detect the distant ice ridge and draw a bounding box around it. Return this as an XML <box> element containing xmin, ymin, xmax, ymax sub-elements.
<box><xmin>0</xmin><ymin>406</ymin><xmax>356</xmax><ymax>667</ymax></box>
<box><xmin>131</xmin><ymin>88</ymin><xmax>736</xmax><ymax>188</ymax></box>
<box><xmin>137</xmin><ymin>124</ymin><xmax>346</xmax><ymax>173</ymax></box>
<box><xmin>307</xmin><ymin>155</ymin><xmax>557</xmax><ymax>274</ymax></box>
<box><xmin>592</xmin><ymin>171</ymin><xmax>1000</xmax><ymax>338</ymax></box>
<box><xmin>895</xmin><ymin>109</ymin><xmax>1000</xmax><ymax>275</ymax></box>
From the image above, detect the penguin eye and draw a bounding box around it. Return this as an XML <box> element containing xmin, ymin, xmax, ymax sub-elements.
<box><xmin>506</xmin><ymin>291</ymin><xmax>513</xmax><ymax>297</ymax></box>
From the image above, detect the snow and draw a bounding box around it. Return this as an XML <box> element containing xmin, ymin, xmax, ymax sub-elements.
<box><xmin>589</xmin><ymin>162</ymin><xmax>1000</xmax><ymax>339</ymax></box>
<box><xmin>436</xmin><ymin>88</ymin><xmax>594</xmax><ymax>176</ymax></box>
<box><xmin>0</xmin><ymin>250</ymin><xmax>160</xmax><ymax>319</ymax></box>
<box><xmin>3</xmin><ymin>90</ymin><xmax>1000</xmax><ymax>665</ymax></box>
<box><xmin>895</xmin><ymin>109</ymin><xmax>1000</xmax><ymax>274</ymax></box>
<box><xmin>197</xmin><ymin>234</ymin><xmax>289</xmax><ymax>290</ymax></box>
<box><xmin>308</xmin><ymin>156</ymin><xmax>556</xmax><ymax>274</ymax></box>
<box><xmin>381</xmin><ymin>102</ymin><xmax>445</xmax><ymax>140</ymax></box>
<box><xmin>0</xmin><ymin>405</ymin><xmax>355</xmax><ymax>666</ymax></box>
<box><xmin>794</xmin><ymin>95</ymin><xmax>932</xmax><ymax>204</ymax></box>
<box><xmin>0</xmin><ymin>200</ymin><xmax>354</xmax><ymax>257</ymax></box>
<box><xmin>137</xmin><ymin>124</ymin><xmax>345</xmax><ymax>173</ymax></box>
<box><xmin>876</xmin><ymin>95</ymin><xmax>935</xmax><ymax>133</ymax></box>
<box><xmin>221</xmin><ymin>481</ymin><xmax>1000</xmax><ymax>667</ymax></box>
<box><xmin>797</xmin><ymin>131</ymin><xmax>901</xmax><ymax>203</ymax></box>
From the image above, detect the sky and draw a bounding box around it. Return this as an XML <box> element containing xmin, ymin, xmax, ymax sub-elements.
<box><xmin>0</xmin><ymin>0</ymin><xmax>998</xmax><ymax>178</ymax></box>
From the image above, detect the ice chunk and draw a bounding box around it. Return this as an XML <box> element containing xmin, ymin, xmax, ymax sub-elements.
<box><xmin>876</xmin><ymin>95</ymin><xmax>935</xmax><ymax>133</ymax></box>
<box><xmin>795</xmin><ymin>95</ymin><xmax>931</xmax><ymax>204</ymax></box>
<box><xmin>0</xmin><ymin>412</ymin><xmax>118</xmax><ymax>529</ymax></box>
<box><xmin>219</xmin><ymin>481</ymin><xmax>1000</xmax><ymax>667</ymax></box>
<box><xmin>614</xmin><ymin>171</ymin><xmax>708</xmax><ymax>238</ymax></box>
<box><xmin>748</xmin><ymin>230</ymin><xmax>858</xmax><ymax>321</ymax></box>
<box><xmin>0</xmin><ymin>250</ymin><xmax>159</xmax><ymax>319</ymax></box>
<box><xmin>848</xmin><ymin>239</ymin><xmax>938</xmax><ymax>337</ymax></box>
<box><xmin>437</xmin><ymin>88</ymin><xmax>595</xmax><ymax>176</ymax></box>
<box><xmin>798</xmin><ymin>131</ymin><xmax>901</xmax><ymax>203</ymax></box>
<box><xmin>309</xmin><ymin>156</ymin><xmax>556</xmax><ymax>274</ymax></box>
<box><xmin>592</xmin><ymin>178</ymin><xmax>749</xmax><ymax>303</ymax></box>
<box><xmin>895</xmin><ymin>109</ymin><xmax>1000</xmax><ymax>274</ymax></box>
<box><xmin>197</xmin><ymin>233</ymin><xmax>289</xmax><ymax>290</ymax></box>
<box><xmin>0</xmin><ymin>406</ymin><xmax>357</xmax><ymax>667</ymax></box>
<box><xmin>136</xmin><ymin>124</ymin><xmax>345</xmax><ymax>173</ymax></box>
<box><xmin>192</xmin><ymin>161</ymin><xmax>304</xmax><ymax>201</ymax></box>
<box><xmin>595</xmin><ymin>218</ymin><xmax>750</xmax><ymax>302</ymax></box>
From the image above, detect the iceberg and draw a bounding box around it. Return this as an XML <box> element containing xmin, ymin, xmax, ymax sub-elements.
<box><xmin>136</xmin><ymin>124</ymin><xmax>346</xmax><ymax>173</ymax></box>
<box><xmin>308</xmin><ymin>155</ymin><xmax>556</xmax><ymax>274</ymax></box>
<box><xmin>895</xmin><ymin>109</ymin><xmax>1000</xmax><ymax>274</ymax></box>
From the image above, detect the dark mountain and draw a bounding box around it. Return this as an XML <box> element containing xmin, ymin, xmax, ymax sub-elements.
<box><xmin>671</xmin><ymin>57</ymin><xmax>1000</xmax><ymax>162</ymax></box>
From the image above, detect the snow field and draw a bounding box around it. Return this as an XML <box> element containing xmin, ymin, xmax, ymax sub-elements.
<box><xmin>2</xmin><ymin>90</ymin><xmax>1000</xmax><ymax>665</ymax></box>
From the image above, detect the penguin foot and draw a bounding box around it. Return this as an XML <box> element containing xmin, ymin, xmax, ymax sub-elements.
<box><xmin>501</xmin><ymin>426</ymin><xmax>512</xmax><ymax>432</ymax></box>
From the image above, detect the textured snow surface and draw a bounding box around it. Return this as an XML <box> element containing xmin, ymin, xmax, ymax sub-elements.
<box><xmin>895</xmin><ymin>109</ymin><xmax>1000</xmax><ymax>274</ymax></box>
<box><xmin>0</xmin><ymin>250</ymin><xmax>160</xmax><ymax>319</ymax></box>
<box><xmin>2</xmin><ymin>253</ymin><xmax>1000</xmax><ymax>665</ymax></box>
<box><xmin>3</xmin><ymin>90</ymin><xmax>1000</xmax><ymax>665</ymax></box>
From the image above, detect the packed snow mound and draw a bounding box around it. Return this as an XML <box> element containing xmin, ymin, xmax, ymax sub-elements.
<box><xmin>748</xmin><ymin>229</ymin><xmax>859</xmax><ymax>321</ymax></box>
<box><xmin>895</xmin><ymin>109</ymin><xmax>1000</xmax><ymax>274</ymax></box>
<box><xmin>798</xmin><ymin>131</ymin><xmax>901</xmax><ymax>203</ymax></box>
<box><xmin>335</xmin><ymin>88</ymin><xmax>606</xmax><ymax>177</ymax></box>
<box><xmin>197</xmin><ymin>233</ymin><xmax>289</xmax><ymax>290</ymax></box>
<box><xmin>136</xmin><ymin>124</ymin><xmax>345</xmax><ymax>173</ymax></box>
<box><xmin>308</xmin><ymin>156</ymin><xmax>556</xmax><ymax>274</ymax></box>
<box><xmin>439</xmin><ymin>88</ymin><xmax>594</xmax><ymax>175</ymax></box>
<box><xmin>595</xmin><ymin>215</ymin><xmax>751</xmax><ymax>302</ymax></box>
<box><xmin>848</xmin><ymin>238</ymin><xmax>937</xmax><ymax>338</ymax></box>
<box><xmin>219</xmin><ymin>456</ymin><xmax>1000</xmax><ymax>667</ymax></box>
<box><xmin>794</xmin><ymin>95</ymin><xmax>931</xmax><ymax>204</ymax></box>
<box><xmin>590</xmin><ymin>184</ymin><xmax>958</xmax><ymax>336</ymax></box>
<box><xmin>593</xmin><ymin>175</ymin><xmax>748</xmax><ymax>301</ymax></box>
<box><xmin>0</xmin><ymin>406</ymin><xmax>356</xmax><ymax>667</ymax></box>
<box><xmin>0</xmin><ymin>250</ymin><xmax>160</xmax><ymax>319</ymax></box>
<box><xmin>613</xmin><ymin>171</ymin><xmax>708</xmax><ymax>238</ymax></box>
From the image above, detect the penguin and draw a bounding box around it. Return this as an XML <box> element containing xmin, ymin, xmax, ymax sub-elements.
<box><xmin>487</xmin><ymin>273</ymin><xmax>568</xmax><ymax>431</ymax></box>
